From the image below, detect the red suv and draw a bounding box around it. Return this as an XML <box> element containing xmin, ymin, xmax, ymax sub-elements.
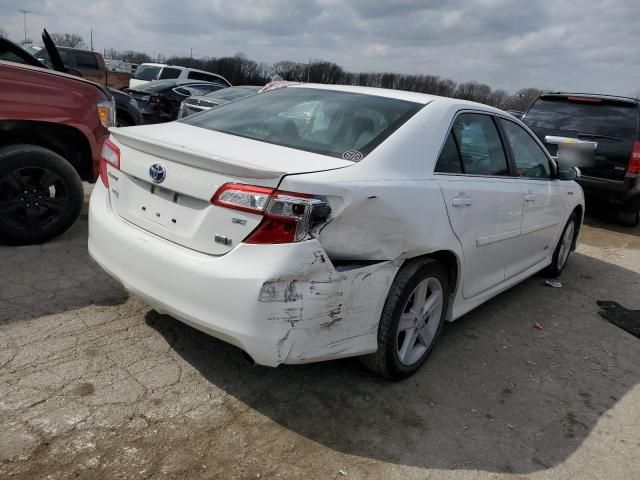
<box><xmin>0</xmin><ymin>57</ymin><xmax>113</xmax><ymax>244</ymax></box>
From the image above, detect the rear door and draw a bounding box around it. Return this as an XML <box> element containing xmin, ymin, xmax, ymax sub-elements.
<box><xmin>436</xmin><ymin>112</ymin><xmax>524</xmax><ymax>299</ymax></box>
<box><xmin>498</xmin><ymin>117</ymin><xmax>565</xmax><ymax>277</ymax></box>
<box><xmin>523</xmin><ymin>95</ymin><xmax>639</xmax><ymax>180</ymax></box>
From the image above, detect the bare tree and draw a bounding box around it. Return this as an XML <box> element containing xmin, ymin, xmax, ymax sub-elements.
<box><xmin>0</xmin><ymin>28</ymin><xmax>8</xmax><ymax>39</ymax></box>
<box><xmin>50</xmin><ymin>32</ymin><xmax>86</xmax><ymax>48</ymax></box>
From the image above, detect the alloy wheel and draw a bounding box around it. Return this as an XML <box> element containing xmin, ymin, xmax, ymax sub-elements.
<box><xmin>396</xmin><ymin>276</ymin><xmax>444</xmax><ymax>366</ymax></box>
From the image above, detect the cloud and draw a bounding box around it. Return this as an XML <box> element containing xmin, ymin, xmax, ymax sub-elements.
<box><xmin>0</xmin><ymin>0</ymin><xmax>638</xmax><ymax>96</ymax></box>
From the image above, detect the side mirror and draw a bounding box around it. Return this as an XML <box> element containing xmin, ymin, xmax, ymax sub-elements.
<box><xmin>558</xmin><ymin>166</ymin><xmax>581</xmax><ymax>181</ymax></box>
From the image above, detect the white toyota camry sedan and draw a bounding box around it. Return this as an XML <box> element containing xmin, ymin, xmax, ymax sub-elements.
<box><xmin>89</xmin><ymin>84</ymin><xmax>584</xmax><ymax>380</ymax></box>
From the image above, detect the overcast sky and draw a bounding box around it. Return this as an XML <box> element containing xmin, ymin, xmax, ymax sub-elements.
<box><xmin>1</xmin><ymin>0</ymin><xmax>638</xmax><ymax>96</ymax></box>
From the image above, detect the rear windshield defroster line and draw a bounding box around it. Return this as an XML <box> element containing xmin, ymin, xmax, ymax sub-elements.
<box><xmin>181</xmin><ymin>87</ymin><xmax>424</xmax><ymax>161</ymax></box>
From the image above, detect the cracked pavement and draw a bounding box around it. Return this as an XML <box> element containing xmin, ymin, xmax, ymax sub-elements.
<box><xmin>1</xmin><ymin>185</ymin><xmax>640</xmax><ymax>479</ymax></box>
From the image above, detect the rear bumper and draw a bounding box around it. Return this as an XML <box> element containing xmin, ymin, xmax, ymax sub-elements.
<box><xmin>88</xmin><ymin>182</ymin><xmax>398</xmax><ymax>366</ymax></box>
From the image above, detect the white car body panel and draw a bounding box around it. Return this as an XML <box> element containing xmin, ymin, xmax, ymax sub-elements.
<box><xmin>128</xmin><ymin>63</ymin><xmax>230</xmax><ymax>89</ymax></box>
<box><xmin>89</xmin><ymin>84</ymin><xmax>585</xmax><ymax>366</ymax></box>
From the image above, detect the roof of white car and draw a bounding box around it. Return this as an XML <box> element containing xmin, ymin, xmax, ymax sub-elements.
<box><xmin>288</xmin><ymin>83</ymin><xmax>504</xmax><ymax>113</ymax></box>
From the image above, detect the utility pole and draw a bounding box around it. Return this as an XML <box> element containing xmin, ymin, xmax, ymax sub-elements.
<box><xmin>19</xmin><ymin>9</ymin><xmax>31</xmax><ymax>44</ymax></box>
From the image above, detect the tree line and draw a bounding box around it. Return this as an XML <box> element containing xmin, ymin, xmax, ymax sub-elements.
<box><xmin>27</xmin><ymin>31</ymin><xmax>548</xmax><ymax>110</ymax></box>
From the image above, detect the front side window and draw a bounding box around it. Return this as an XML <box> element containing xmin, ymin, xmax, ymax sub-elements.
<box><xmin>159</xmin><ymin>67</ymin><xmax>181</xmax><ymax>79</ymax></box>
<box><xmin>182</xmin><ymin>87</ymin><xmax>423</xmax><ymax>160</ymax></box>
<box><xmin>448</xmin><ymin>113</ymin><xmax>509</xmax><ymax>176</ymax></box>
<box><xmin>134</xmin><ymin>65</ymin><xmax>161</xmax><ymax>80</ymax></box>
<box><xmin>499</xmin><ymin>119</ymin><xmax>551</xmax><ymax>179</ymax></box>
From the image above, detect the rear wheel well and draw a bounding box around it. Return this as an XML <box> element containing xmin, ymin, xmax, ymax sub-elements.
<box><xmin>116</xmin><ymin>108</ymin><xmax>134</xmax><ymax>127</ymax></box>
<box><xmin>0</xmin><ymin>120</ymin><xmax>93</xmax><ymax>180</ymax></box>
<box><xmin>403</xmin><ymin>250</ymin><xmax>459</xmax><ymax>296</ymax></box>
<box><xmin>571</xmin><ymin>204</ymin><xmax>583</xmax><ymax>249</ymax></box>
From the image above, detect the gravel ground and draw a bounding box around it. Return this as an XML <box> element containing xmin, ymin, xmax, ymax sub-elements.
<box><xmin>1</xmin><ymin>186</ymin><xmax>639</xmax><ymax>479</ymax></box>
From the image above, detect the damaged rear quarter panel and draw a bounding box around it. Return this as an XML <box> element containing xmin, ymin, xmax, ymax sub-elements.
<box><xmin>257</xmin><ymin>248</ymin><xmax>400</xmax><ymax>364</ymax></box>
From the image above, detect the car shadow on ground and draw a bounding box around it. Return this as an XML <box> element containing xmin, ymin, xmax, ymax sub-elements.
<box><xmin>0</xmin><ymin>200</ymin><xmax>128</xmax><ymax>324</ymax></box>
<box><xmin>146</xmin><ymin>251</ymin><xmax>640</xmax><ymax>474</ymax></box>
<box><xmin>583</xmin><ymin>199</ymin><xmax>640</xmax><ymax>238</ymax></box>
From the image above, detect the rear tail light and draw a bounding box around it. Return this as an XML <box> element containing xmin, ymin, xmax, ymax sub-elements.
<box><xmin>212</xmin><ymin>183</ymin><xmax>331</xmax><ymax>244</ymax></box>
<box><xmin>628</xmin><ymin>140</ymin><xmax>640</xmax><ymax>174</ymax></box>
<box><xmin>99</xmin><ymin>138</ymin><xmax>120</xmax><ymax>188</ymax></box>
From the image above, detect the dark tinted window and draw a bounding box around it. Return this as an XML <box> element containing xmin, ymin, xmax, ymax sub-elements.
<box><xmin>32</xmin><ymin>48</ymin><xmax>69</xmax><ymax>68</ymax></box>
<box><xmin>182</xmin><ymin>87</ymin><xmax>423</xmax><ymax>160</ymax></box>
<box><xmin>524</xmin><ymin>97</ymin><xmax>639</xmax><ymax>139</ymax></box>
<box><xmin>500</xmin><ymin>119</ymin><xmax>550</xmax><ymax>178</ymax></box>
<box><xmin>73</xmin><ymin>52</ymin><xmax>99</xmax><ymax>69</ymax></box>
<box><xmin>187</xmin><ymin>71</ymin><xmax>218</xmax><ymax>81</ymax></box>
<box><xmin>452</xmin><ymin>113</ymin><xmax>508</xmax><ymax>176</ymax></box>
<box><xmin>159</xmin><ymin>67</ymin><xmax>181</xmax><ymax>79</ymax></box>
<box><xmin>435</xmin><ymin>132</ymin><xmax>463</xmax><ymax>173</ymax></box>
<box><xmin>134</xmin><ymin>65</ymin><xmax>161</xmax><ymax>80</ymax></box>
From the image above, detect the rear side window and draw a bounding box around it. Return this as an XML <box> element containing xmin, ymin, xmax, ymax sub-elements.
<box><xmin>73</xmin><ymin>52</ymin><xmax>99</xmax><ymax>69</ymax></box>
<box><xmin>182</xmin><ymin>87</ymin><xmax>423</xmax><ymax>160</ymax></box>
<box><xmin>159</xmin><ymin>67</ymin><xmax>181</xmax><ymax>79</ymax></box>
<box><xmin>445</xmin><ymin>113</ymin><xmax>509</xmax><ymax>176</ymax></box>
<box><xmin>188</xmin><ymin>71</ymin><xmax>217</xmax><ymax>81</ymax></box>
<box><xmin>435</xmin><ymin>133</ymin><xmax>463</xmax><ymax>173</ymax></box>
<box><xmin>524</xmin><ymin>97</ymin><xmax>639</xmax><ymax>139</ymax></box>
<box><xmin>499</xmin><ymin>119</ymin><xmax>551</xmax><ymax>178</ymax></box>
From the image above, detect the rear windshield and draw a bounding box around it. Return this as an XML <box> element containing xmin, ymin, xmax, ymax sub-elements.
<box><xmin>181</xmin><ymin>87</ymin><xmax>423</xmax><ymax>160</ymax></box>
<box><xmin>524</xmin><ymin>97</ymin><xmax>639</xmax><ymax>139</ymax></box>
<box><xmin>134</xmin><ymin>65</ymin><xmax>162</xmax><ymax>80</ymax></box>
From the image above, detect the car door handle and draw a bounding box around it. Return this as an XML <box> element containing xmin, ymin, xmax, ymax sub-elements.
<box><xmin>452</xmin><ymin>197</ymin><xmax>473</xmax><ymax>207</ymax></box>
<box><xmin>525</xmin><ymin>194</ymin><xmax>536</xmax><ymax>202</ymax></box>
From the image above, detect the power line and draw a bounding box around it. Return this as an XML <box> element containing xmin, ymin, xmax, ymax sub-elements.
<box><xmin>18</xmin><ymin>9</ymin><xmax>31</xmax><ymax>44</ymax></box>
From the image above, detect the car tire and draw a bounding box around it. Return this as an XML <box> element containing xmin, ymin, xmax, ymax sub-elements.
<box><xmin>544</xmin><ymin>212</ymin><xmax>578</xmax><ymax>278</ymax></box>
<box><xmin>361</xmin><ymin>258</ymin><xmax>449</xmax><ymax>381</ymax></box>
<box><xmin>116</xmin><ymin>110</ymin><xmax>132</xmax><ymax>127</ymax></box>
<box><xmin>617</xmin><ymin>209</ymin><xmax>639</xmax><ymax>227</ymax></box>
<box><xmin>0</xmin><ymin>144</ymin><xmax>84</xmax><ymax>245</ymax></box>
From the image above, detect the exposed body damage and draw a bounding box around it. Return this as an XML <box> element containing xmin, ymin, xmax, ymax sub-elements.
<box><xmin>257</xmin><ymin>257</ymin><xmax>400</xmax><ymax>364</ymax></box>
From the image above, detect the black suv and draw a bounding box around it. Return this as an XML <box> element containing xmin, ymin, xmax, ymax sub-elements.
<box><xmin>523</xmin><ymin>93</ymin><xmax>640</xmax><ymax>226</ymax></box>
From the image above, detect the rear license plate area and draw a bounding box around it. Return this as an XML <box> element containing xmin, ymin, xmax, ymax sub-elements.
<box><xmin>138</xmin><ymin>184</ymin><xmax>180</xmax><ymax>227</ymax></box>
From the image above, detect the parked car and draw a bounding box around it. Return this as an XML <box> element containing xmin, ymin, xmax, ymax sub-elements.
<box><xmin>1</xmin><ymin>33</ymin><xmax>140</xmax><ymax>128</ymax></box>
<box><xmin>89</xmin><ymin>85</ymin><xmax>584</xmax><ymax>380</ymax></box>
<box><xmin>0</xmin><ymin>60</ymin><xmax>114</xmax><ymax>244</ymax></box>
<box><xmin>523</xmin><ymin>93</ymin><xmax>640</xmax><ymax>226</ymax></box>
<box><xmin>506</xmin><ymin>110</ymin><xmax>524</xmax><ymax>120</ymax></box>
<box><xmin>129</xmin><ymin>63</ymin><xmax>231</xmax><ymax>89</ymax></box>
<box><xmin>110</xmin><ymin>88</ymin><xmax>142</xmax><ymax>127</ymax></box>
<box><xmin>127</xmin><ymin>79</ymin><xmax>229</xmax><ymax>124</ymax></box>
<box><xmin>29</xmin><ymin>44</ymin><xmax>131</xmax><ymax>90</ymax></box>
<box><xmin>178</xmin><ymin>85</ymin><xmax>261</xmax><ymax>118</ymax></box>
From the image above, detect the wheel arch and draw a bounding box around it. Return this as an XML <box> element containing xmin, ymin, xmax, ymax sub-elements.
<box><xmin>0</xmin><ymin>120</ymin><xmax>93</xmax><ymax>181</ymax></box>
<box><xmin>400</xmin><ymin>249</ymin><xmax>461</xmax><ymax>311</ymax></box>
<box><xmin>571</xmin><ymin>204</ymin><xmax>583</xmax><ymax>250</ymax></box>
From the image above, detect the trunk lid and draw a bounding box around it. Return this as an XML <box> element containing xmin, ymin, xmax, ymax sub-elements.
<box><xmin>107</xmin><ymin>123</ymin><xmax>352</xmax><ymax>255</ymax></box>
